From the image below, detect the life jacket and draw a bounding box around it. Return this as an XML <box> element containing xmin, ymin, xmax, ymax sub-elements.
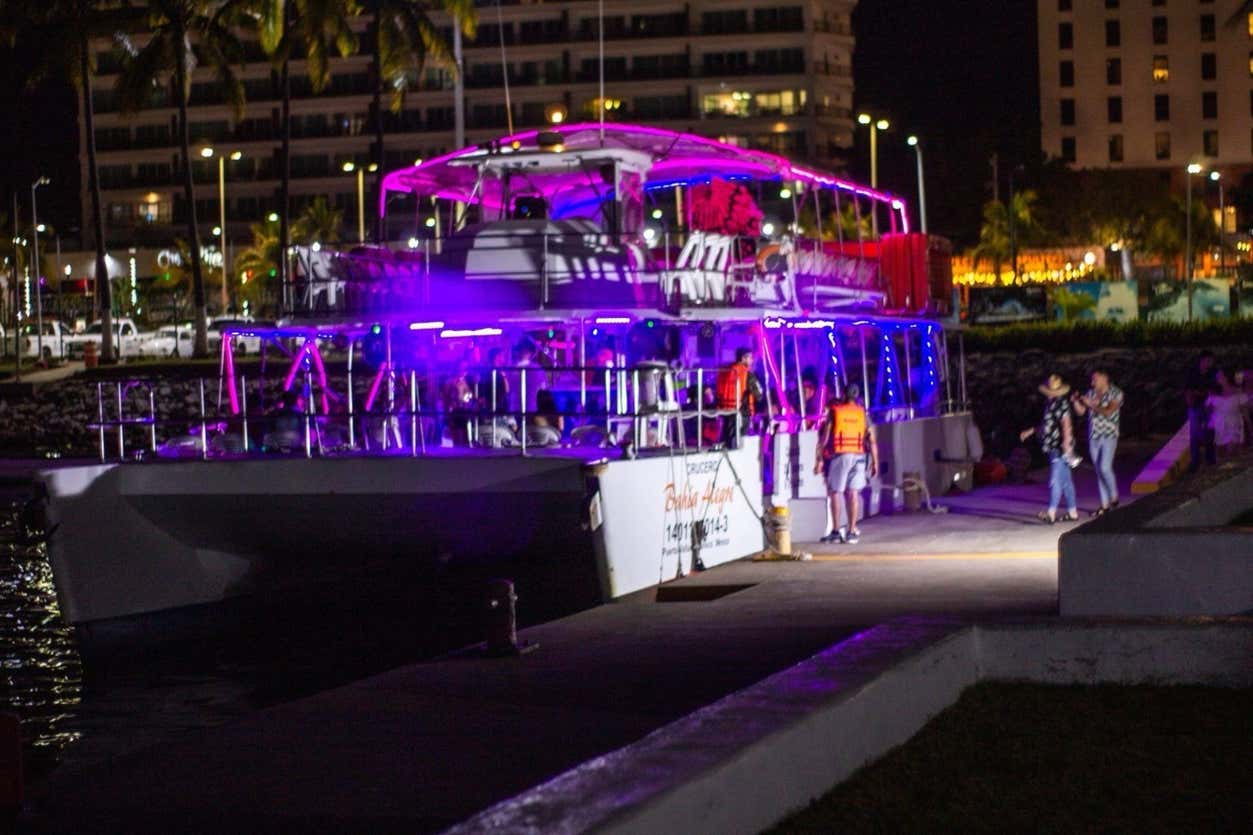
<box><xmin>716</xmin><ymin>364</ymin><xmax>750</xmax><ymax>411</ymax></box>
<box><xmin>826</xmin><ymin>402</ymin><xmax>867</xmax><ymax>456</ymax></box>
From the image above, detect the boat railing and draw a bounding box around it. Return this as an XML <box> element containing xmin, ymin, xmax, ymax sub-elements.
<box><xmin>284</xmin><ymin>229</ymin><xmax>886</xmax><ymax>317</ymax></box>
<box><xmin>87</xmin><ymin>364</ymin><xmax>770</xmax><ymax>463</ymax></box>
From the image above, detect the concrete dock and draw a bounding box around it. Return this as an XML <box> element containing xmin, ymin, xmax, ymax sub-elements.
<box><xmin>27</xmin><ymin>460</ymin><xmax>1141</xmax><ymax>833</ymax></box>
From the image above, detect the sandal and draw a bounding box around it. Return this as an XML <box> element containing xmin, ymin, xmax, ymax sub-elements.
<box><xmin>1037</xmin><ymin>511</ymin><xmax>1055</xmax><ymax>524</ymax></box>
<box><xmin>1089</xmin><ymin>507</ymin><xmax>1107</xmax><ymax>518</ymax></box>
<box><xmin>1062</xmin><ymin>510</ymin><xmax>1080</xmax><ymax>522</ymax></box>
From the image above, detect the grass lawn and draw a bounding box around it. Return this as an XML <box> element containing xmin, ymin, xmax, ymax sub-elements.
<box><xmin>767</xmin><ymin>683</ymin><xmax>1252</xmax><ymax>834</ymax></box>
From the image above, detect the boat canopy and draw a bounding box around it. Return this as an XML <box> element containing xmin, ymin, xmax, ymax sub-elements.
<box><xmin>380</xmin><ymin>123</ymin><xmax>909</xmax><ymax>231</ymax></box>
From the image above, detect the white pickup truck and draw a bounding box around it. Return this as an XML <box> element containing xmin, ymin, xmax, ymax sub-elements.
<box><xmin>65</xmin><ymin>318</ymin><xmax>147</xmax><ymax>360</ymax></box>
<box><xmin>18</xmin><ymin>321</ymin><xmax>73</xmax><ymax>361</ymax></box>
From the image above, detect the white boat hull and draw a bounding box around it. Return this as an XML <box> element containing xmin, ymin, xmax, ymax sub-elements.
<box><xmin>39</xmin><ymin>441</ymin><xmax>764</xmax><ymax>639</ymax></box>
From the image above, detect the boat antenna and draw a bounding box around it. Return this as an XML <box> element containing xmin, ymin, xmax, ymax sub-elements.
<box><xmin>598</xmin><ymin>0</ymin><xmax>605</xmax><ymax>145</ymax></box>
<box><xmin>496</xmin><ymin>0</ymin><xmax>513</xmax><ymax>135</ymax></box>
<box><xmin>453</xmin><ymin>21</ymin><xmax>465</xmax><ymax>149</ymax></box>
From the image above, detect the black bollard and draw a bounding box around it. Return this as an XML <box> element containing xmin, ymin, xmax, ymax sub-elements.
<box><xmin>483</xmin><ymin>579</ymin><xmax>537</xmax><ymax>657</ymax></box>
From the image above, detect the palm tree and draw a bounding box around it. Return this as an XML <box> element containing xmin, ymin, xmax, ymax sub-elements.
<box><xmin>234</xmin><ymin>216</ymin><xmax>281</xmax><ymax>311</ymax></box>
<box><xmin>249</xmin><ymin>0</ymin><xmax>358</xmax><ymax>310</ymax></box>
<box><xmin>292</xmin><ymin>196</ymin><xmax>343</xmax><ymax>244</ymax></box>
<box><xmin>3</xmin><ymin>0</ymin><xmax>129</xmax><ymax>361</ymax></box>
<box><xmin>115</xmin><ymin>0</ymin><xmax>249</xmax><ymax>357</ymax></box>
<box><xmin>970</xmin><ymin>191</ymin><xmax>1042</xmax><ymax>283</ymax></box>
<box><xmin>371</xmin><ymin>0</ymin><xmax>475</xmax><ymax>241</ymax></box>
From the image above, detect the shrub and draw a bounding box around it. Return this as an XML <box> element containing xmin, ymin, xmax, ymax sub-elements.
<box><xmin>959</xmin><ymin>318</ymin><xmax>1253</xmax><ymax>354</ymax></box>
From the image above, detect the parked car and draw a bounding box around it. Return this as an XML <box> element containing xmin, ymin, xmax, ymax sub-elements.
<box><xmin>141</xmin><ymin>324</ymin><xmax>196</xmax><ymax>358</ymax></box>
<box><xmin>19</xmin><ymin>320</ymin><xmax>72</xmax><ymax>361</ymax></box>
<box><xmin>208</xmin><ymin>317</ymin><xmax>262</xmax><ymax>355</ymax></box>
<box><xmin>65</xmin><ymin>318</ymin><xmax>146</xmax><ymax>360</ymax></box>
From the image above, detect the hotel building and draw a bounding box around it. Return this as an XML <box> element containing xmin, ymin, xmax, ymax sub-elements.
<box><xmin>80</xmin><ymin>1</ymin><xmax>858</xmax><ymax>249</ymax></box>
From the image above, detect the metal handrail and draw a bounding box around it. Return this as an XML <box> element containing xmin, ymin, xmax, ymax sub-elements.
<box><xmin>89</xmin><ymin>364</ymin><xmax>760</xmax><ymax>463</ymax></box>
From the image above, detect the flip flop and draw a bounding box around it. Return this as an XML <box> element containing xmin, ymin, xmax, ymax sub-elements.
<box><xmin>1037</xmin><ymin>511</ymin><xmax>1055</xmax><ymax>525</ymax></box>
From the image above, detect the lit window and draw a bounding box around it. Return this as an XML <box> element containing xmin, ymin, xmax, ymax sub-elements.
<box><xmin>702</xmin><ymin>92</ymin><xmax>752</xmax><ymax>118</ymax></box>
<box><xmin>1248</xmin><ymin>13</ymin><xmax>1253</xmax><ymax>37</ymax></box>
<box><xmin>1248</xmin><ymin>52</ymin><xmax>1253</xmax><ymax>78</ymax></box>
<box><xmin>1152</xmin><ymin>55</ymin><xmax>1169</xmax><ymax>82</ymax></box>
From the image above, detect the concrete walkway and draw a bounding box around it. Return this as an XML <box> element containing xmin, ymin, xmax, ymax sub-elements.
<box><xmin>27</xmin><ymin>449</ymin><xmax>1151</xmax><ymax>833</ymax></box>
<box><xmin>0</xmin><ymin>360</ymin><xmax>83</xmax><ymax>385</ymax></box>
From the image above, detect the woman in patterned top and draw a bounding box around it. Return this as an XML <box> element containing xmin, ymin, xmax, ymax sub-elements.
<box><xmin>1071</xmin><ymin>370</ymin><xmax>1123</xmax><ymax>517</ymax></box>
<box><xmin>1020</xmin><ymin>374</ymin><xmax>1078</xmax><ymax>523</ymax></box>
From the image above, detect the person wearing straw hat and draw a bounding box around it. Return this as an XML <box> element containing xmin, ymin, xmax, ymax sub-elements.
<box><xmin>1019</xmin><ymin>374</ymin><xmax>1079</xmax><ymax>524</ymax></box>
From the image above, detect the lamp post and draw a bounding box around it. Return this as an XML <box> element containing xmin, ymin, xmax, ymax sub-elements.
<box><xmin>906</xmin><ymin>135</ymin><xmax>927</xmax><ymax>235</ymax></box>
<box><xmin>1209</xmin><ymin>170</ymin><xmax>1224</xmax><ymax>276</ymax></box>
<box><xmin>857</xmin><ymin>113</ymin><xmax>889</xmax><ymax>236</ymax></box>
<box><xmin>1185</xmin><ymin>162</ymin><xmax>1202</xmax><ymax>321</ymax></box>
<box><xmin>202</xmin><ymin>147</ymin><xmax>243</xmax><ymax>312</ymax></box>
<box><xmin>31</xmin><ymin>176</ymin><xmax>50</xmax><ymax>362</ymax></box>
<box><xmin>343</xmin><ymin>161</ymin><xmax>379</xmax><ymax>244</ymax></box>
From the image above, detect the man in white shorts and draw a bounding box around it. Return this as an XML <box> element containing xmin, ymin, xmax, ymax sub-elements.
<box><xmin>814</xmin><ymin>384</ymin><xmax>878</xmax><ymax>544</ymax></box>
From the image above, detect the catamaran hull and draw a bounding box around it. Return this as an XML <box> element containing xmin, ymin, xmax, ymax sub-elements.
<box><xmin>39</xmin><ymin>442</ymin><xmax>764</xmax><ymax>646</ymax></box>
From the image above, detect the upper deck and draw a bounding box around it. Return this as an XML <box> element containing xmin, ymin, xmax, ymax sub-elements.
<box><xmin>282</xmin><ymin>124</ymin><xmax>947</xmax><ymax>321</ymax></box>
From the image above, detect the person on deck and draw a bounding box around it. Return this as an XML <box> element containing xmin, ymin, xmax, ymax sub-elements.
<box><xmin>814</xmin><ymin>383</ymin><xmax>878</xmax><ymax>544</ymax></box>
<box><xmin>1070</xmin><ymin>369</ymin><xmax>1123</xmax><ymax>517</ymax></box>
<box><xmin>715</xmin><ymin>347</ymin><xmax>763</xmax><ymax>448</ymax></box>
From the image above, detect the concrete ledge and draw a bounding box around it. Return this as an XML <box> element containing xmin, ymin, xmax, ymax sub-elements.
<box><xmin>1060</xmin><ymin>458</ymin><xmax>1253</xmax><ymax>617</ymax></box>
<box><xmin>447</xmin><ymin>617</ymin><xmax>1253</xmax><ymax>835</ymax></box>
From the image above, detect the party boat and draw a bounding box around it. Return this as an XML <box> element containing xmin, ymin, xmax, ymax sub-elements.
<box><xmin>38</xmin><ymin>124</ymin><xmax>975</xmax><ymax>648</ymax></box>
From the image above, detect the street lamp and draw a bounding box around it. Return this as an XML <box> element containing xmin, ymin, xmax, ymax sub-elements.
<box><xmin>906</xmin><ymin>135</ymin><xmax>927</xmax><ymax>235</ymax></box>
<box><xmin>1209</xmin><ymin>170</ymin><xmax>1225</xmax><ymax>276</ymax></box>
<box><xmin>1185</xmin><ymin>162</ymin><xmax>1202</xmax><ymax>321</ymax></box>
<box><xmin>857</xmin><ymin>113</ymin><xmax>889</xmax><ymax>236</ymax></box>
<box><xmin>343</xmin><ymin>161</ymin><xmax>379</xmax><ymax>244</ymax></box>
<box><xmin>31</xmin><ymin>176</ymin><xmax>50</xmax><ymax>362</ymax></box>
<box><xmin>201</xmin><ymin>147</ymin><xmax>243</xmax><ymax>312</ymax></box>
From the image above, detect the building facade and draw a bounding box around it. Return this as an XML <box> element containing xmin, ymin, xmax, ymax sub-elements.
<box><xmin>1038</xmin><ymin>0</ymin><xmax>1253</xmax><ymax>171</ymax></box>
<box><xmin>80</xmin><ymin>0</ymin><xmax>857</xmax><ymax>249</ymax></box>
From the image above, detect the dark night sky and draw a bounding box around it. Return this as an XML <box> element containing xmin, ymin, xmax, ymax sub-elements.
<box><xmin>0</xmin><ymin>0</ymin><xmax>1039</xmax><ymax>248</ymax></box>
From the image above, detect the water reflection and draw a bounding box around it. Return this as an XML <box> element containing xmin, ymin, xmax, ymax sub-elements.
<box><xmin>0</xmin><ymin>495</ymin><xmax>83</xmax><ymax>780</ymax></box>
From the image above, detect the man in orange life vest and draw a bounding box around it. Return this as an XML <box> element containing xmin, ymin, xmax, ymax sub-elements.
<box><xmin>716</xmin><ymin>348</ymin><xmax>764</xmax><ymax>448</ymax></box>
<box><xmin>814</xmin><ymin>383</ymin><xmax>878</xmax><ymax>544</ymax></box>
